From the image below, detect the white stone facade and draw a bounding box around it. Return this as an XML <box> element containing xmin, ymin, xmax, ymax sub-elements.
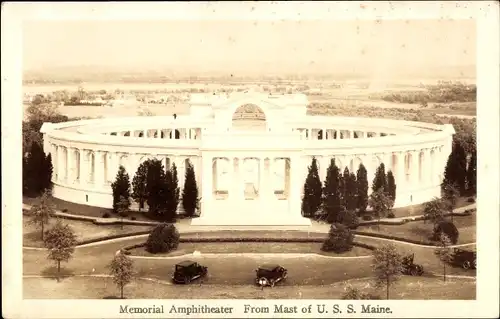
<box><xmin>40</xmin><ymin>92</ymin><xmax>455</xmax><ymax>226</ymax></box>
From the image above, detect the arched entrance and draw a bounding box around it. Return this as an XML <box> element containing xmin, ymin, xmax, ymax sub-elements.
<box><xmin>231</xmin><ymin>104</ymin><xmax>267</xmax><ymax>131</ymax></box>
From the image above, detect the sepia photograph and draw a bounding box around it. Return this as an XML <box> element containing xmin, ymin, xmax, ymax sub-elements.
<box><xmin>2</xmin><ymin>1</ymin><xmax>499</xmax><ymax>318</ymax></box>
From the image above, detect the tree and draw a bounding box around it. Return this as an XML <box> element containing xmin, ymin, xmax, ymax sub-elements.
<box><xmin>356</xmin><ymin>164</ymin><xmax>369</xmax><ymax>214</ymax></box>
<box><xmin>372</xmin><ymin>243</ymin><xmax>404</xmax><ymax>300</ymax></box>
<box><xmin>111</xmin><ymin>165</ymin><xmax>131</xmax><ymax>214</ymax></box>
<box><xmin>338</xmin><ymin>209</ymin><xmax>359</xmax><ymax>229</ymax></box>
<box><xmin>368</xmin><ymin>189</ymin><xmax>394</xmax><ymax>230</ymax></box>
<box><xmin>386</xmin><ymin>170</ymin><xmax>397</xmax><ymax>204</ymax></box>
<box><xmin>116</xmin><ymin>196</ymin><xmax>130</xmax><ymax>229</ymax></box>
<box><xmin>23</xmin><ymin>142</ymin><xmax>53</xmax><ymax>196</ymax></box>
<box><xmin>109</xmin><ymin>251</ymin><xmax>135</xmax><ymax>299</ymax></box>
<box><xmin>169</xmin><ymin>163</ymin><xmax>181</xmax><ymax>217</ymax></box>
<box><xmin>182</xmin><ymin>160</ymin><xmax>199</xmax><ymax>217</ymax></box>
<box><xmin>145</xmin><ymin>223</ymin><xmax>180</xmax><ymax>254</ymax></box>
<box><xmin>433</xmin><ymin>221</ymin><xmax>460</xmax><ymax>244</ymax></box>
<box><xmin>30</xmin><ymin>191</ymin><xmax>55</xmax><ymax>240</ymax></box>
<box><xmin>441</xmin><ymin>182</ymin><xmax>460</xmax><ymax>222</ymax></box>
<box><xmin>132</xmin><ymin>161</ymin><xmax>149</xmax><ymax>211</ymax></box>
<box><xmin>435</xmin><ymin>233</ymin><xmax>453</xmax><ymax>282</ymax></box>
<box><xmin>423</xmin><ymin>198</ymin><xmax>448</xmax><ymax>225</ymax></box>
<box><xmin>466</xmin><ymin>149</ymin><xmax>476</xmax><ymax>195</ymax></box>
<box><xmin>441</xmin><ymin>142</ymin><xmax>468</xmax><ymax>195</ymax></box>
<box><xmin>301</xmin><ymin>157</ymin><xmax>323</xmax><ymax>218</ymax></box>
<box><xmin>323</xmin><ymin>159</ymin><xmax>343</xmax><ymax>223</ymax></box>
<box><xmin>145</xmin><ymin>159</ymin><xmax>168</xmax><ymax>217</ymax></box>
<box><xmin>372</xmin><ymin>163</ymin><xmax>387</xmax><ymax>194</ymax></box>
<box><xmin>43</xmin><ymin>220</ymin><xmax>77</xmax><ymax>281</ymax></box>
<box><xmin>321</xmin><ymin>223</ymin><xmax>354</xmax><ymax>253</ymax></box>
<box><xmin>344</xmin><ymin>172</ymin><xmax>358</xmax><ymax>212</ymax></box>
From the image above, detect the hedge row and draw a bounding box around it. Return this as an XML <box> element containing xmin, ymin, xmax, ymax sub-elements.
<box><xmin>353</xmin><ymin>231</ymin><xmax>437</xmax><ymax>246</ymax></box>
<box><xmin>76</xmin><ymin>230</ymin><xmax>151</xmax><ymax>246</ymax></box>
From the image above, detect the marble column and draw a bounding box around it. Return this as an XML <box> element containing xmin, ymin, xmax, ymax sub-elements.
<box><xmin>288</xmin><ymin>155</ymin><xmax>302</xmax><ymax>217</ymax></box>
<box><xmin>94</xmin><ymin>151</ymin><xmax>105</xmax><ymax>187</ymax></box>
<box><xmin>67</xmin><ymin>148</ymin><xmax>75</xmax><ymax>184</ymax></box>
<box><xmin>57</xmin><ymin>146</ymin><xmax>66</xmax><ymax>182</ymax></box>
<box><xmin>411</xmin><ymin>151</ymin><xmax>419</xmax><ymax>188</ymax></box>
<box><xmin>233</xmin><ymin>157</ymin><xmax>244</xmax><ymax>200</ymax></box>
<box><xmin>79</xmin><ymin>149</ymin><xmax>88</xmax><ymax>185</ymax></box>
<box><xmin>396</xmin><ymin>152</ymin><xmax>406</xmax><ymax>189</ymax></box>
<box><xmin>201</xmin><ymin>154</ymin><xmax>212</xmax><ymax>218</ymax></box>
<box><xmin>51</xmin><ymin>144</ymin><xmax>58</xmax><ymax>182</ymax></box>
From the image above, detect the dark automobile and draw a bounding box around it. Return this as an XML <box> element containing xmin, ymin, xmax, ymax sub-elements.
<box><xmin>255</xmin><ymin>264</ymin><xmax>288</xmax><ymax>287</ymax></box>
<box><xmin>172</xmin><ymin>260</ymin><xmax>208</xmax><ymax>284</ymax></box>
<box><xmin>401</xmin><ymin>253</ymin><xmax>424</xmax><ymax>276</ymax></box>
<box><xmin>452</xmin><ymin>248</ymin><xmax>476</xmax><ymax>269</ymax></box>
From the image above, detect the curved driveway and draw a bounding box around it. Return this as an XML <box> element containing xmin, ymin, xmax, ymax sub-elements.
<box><xmin>23</xmin><ymin>233</ymin><xmax>476</xmax><ymax>286</ymax></box>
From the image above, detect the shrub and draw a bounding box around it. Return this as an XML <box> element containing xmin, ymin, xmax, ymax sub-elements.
<box><xmin>130</xmin><ymin>216</ymin><xmax>137</xmax><ymax>221</ymax></box>
<box><xmin>387</xmin><ymin>212</ymin><xmax>395</xmax><ymax>218</ymax></box>
<box><xmin>322</xmin><ymin>223</ymin><xmax>354</xmax><ymax>253</ymax></box>
<box><xmin>467</xmin><ymin>197</ymin><xmax>475</xmax><ymax>203</ymax></box>
<box><xmin>433</xmin><ymin>221</ymin><xmax>459</xmax><ymax>244</ymax></box>
<box><xmin>61</xmin><ymin>208</ymin><xmax>68</xmax><ymax>213</ymax></box>
<box><xmin>342</xmin><ymin>286</ymin><xmax>381</xmax><ymax>300</ymax></box>
<box><xmin>339</xmin><ymin>210</ymin><xmax>359</xmax><ymax>229</ymax></box>
<box><xmin>145</xmin><ymin>223</ymin><xmax>180</xmax><ymax>254</ymax></box>
<box><xmin>362</xmin><ymin>214</ymin><xmax>373</xmax><ymax>221</ymax></box>
<box><xmin>102</xmin><ymin>212</ymin><xmax>111</xmax><ymax>218</ymax></box>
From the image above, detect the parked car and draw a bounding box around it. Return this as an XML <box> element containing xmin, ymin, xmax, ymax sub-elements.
<box><xmin>172</xmin><ymin>260</ymin><xmax>208</xmax><ymax>284</ymax></box>
<box><xmin>401</xmin><ymin>253</ymin><xmax>424</xmax><ymax>276</ymax></box>
<box><xmin>255</xmin><ymin>264</ymin><xmax>288</xmax><ymax>287</ymax></box>
<box><xmin>452</xmin><ymin>248</ymin><xmax>476</xmax><ymax>270</ymax></box>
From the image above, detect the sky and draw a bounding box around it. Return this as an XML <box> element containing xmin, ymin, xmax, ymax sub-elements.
<box><xmin>23</xmin><ymin>19</ymin><xmax>476</xmax><ymax>76</ymax></box>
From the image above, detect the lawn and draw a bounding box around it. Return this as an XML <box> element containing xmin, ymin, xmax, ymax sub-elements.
<box><xmin>357</xmin><ymin>214</ymin><xmax>476</xmax><ymax>245</ymax></box>
<box><xmin>23</xmin><ymin>275</ymin><xmax>475</xmax><ymax>300</ymax></box>
<box><xmin>23</xmin><ymin>215</ymin><xmax>153</xmax><ymax>248</ymax></box>
<box><xmin>389</xmin><ymin>197</ymin><xmax>472</xmax><ymax>218</ymax></box>
<box><xmin>129</xmin><ymin>242</ymin><xmax>372</xmax><ymax>257</ymax></box>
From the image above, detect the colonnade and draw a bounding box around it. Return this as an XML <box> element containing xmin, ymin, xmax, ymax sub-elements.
<box><xmin>294</xmin><ymin>128</ymin><xmax>394</xmax><ymax>140</ymax></box>
<box><xmin>106</xmin><ymin>127</ymin><xmax>202</xmax><ymax>140</ymax></box>
<box><xmin>50</xmin><ymin>143</ymin><xmax>199</xmax><ymax>192</ymax></box>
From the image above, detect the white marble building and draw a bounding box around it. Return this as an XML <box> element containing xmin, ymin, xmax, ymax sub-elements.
<box><xmin>41</xmin><ymin>92</ymin><xmax>455</xmax><ymax>226</ymax></box>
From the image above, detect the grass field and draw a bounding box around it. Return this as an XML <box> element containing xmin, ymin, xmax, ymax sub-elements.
<box><xmin>23</xmin><ymin>275</ymin><xmax>475</xmax><ymax>300</ymax></box>
<box><xmin>23</xmin><ymin>215</ymin><xmax>153</xmax><ymax>248</ymax></box>
<box><xmin>357</xmin><ymin>214</ymin><xmax>476</xmax><ymax>245</ymax></box>
<box><xmin>129</xmin><ymin>242</ymin><xmax>371</xmax><ymax>257</ymax></box>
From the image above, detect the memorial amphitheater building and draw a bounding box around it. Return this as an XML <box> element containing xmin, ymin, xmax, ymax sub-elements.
<box><xmin>41</xmin><ymin>92</ymin><xmax>455</xmax><ymax>226</ymax></box>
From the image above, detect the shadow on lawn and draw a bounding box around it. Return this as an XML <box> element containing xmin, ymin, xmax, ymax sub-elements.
<box><xmin>41</xmin><ymin>266</ymin><xmax>75</xmax><ymax>281</ymax></box>
<box><xmin>408</xmin><ymin>225</ymin><xmax>433</xmax><ymax>242</ymax></box>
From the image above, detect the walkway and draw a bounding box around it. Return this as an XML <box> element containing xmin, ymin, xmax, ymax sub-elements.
<box><xmin>21</xmin><ymin>203</ymin><xmax>476</xmax><ymax>234</ymax></box>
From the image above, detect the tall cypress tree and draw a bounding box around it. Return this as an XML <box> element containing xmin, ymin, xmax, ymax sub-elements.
<box><xmin>145</xmin><ymin>159</ymin><xmax>167</xmax><ymax>217</ymax></box>
<box><xmin>346</xmin><ymin>172</ymin><xmax>358</xmax><ymax>212</ymax></box>
<box><xmin>356</xmin><ymin>164</ymin><xmax>369</xmax><ymax>214</ymax></box>
<box><xmin>323</xmin><ymin>159</ymin><xmax>343</xmax><ymax>223</ymax></box>
<box><xmin>182</xmin><ymin>160</ymin><xmax>199</xmax><ymax>217</ymax></box>
<box><xmin>23</xmin><ymin>142</ymin><xmax>53</xmax><ymax>196</ymax></box>
<box><xmin>170</xmin><ymin>163</ymin><xmax>181</xmax><ymax>217</ymax></box>
<box><xmin>386</xmin><ymin>170</ymin><xmax>397</xmax><ymax>204</ymax></box>
<box><xmin>41</xmin><ymin>153</ymin><xmax>54</xmax><ymax>192</ymax></box>
<box><xmin>466</xmin><ymin>149</ymin><xmax>476</xmax><ymax>195</ymax></box>
<box><xmin>164</xmin><ymin>169</ymin><xmax>178</xmax><ymax>223</ymax></box>
<box><xmin>301</xmin><ymin>157</ymin><xmax>323</xmax><ymax>218</ymax></box>
<box><xmin>111</xmin><ymin>165</ymin><xmax>131</xmax><ymax>214</ymax></box>
<box><xmin>372</xmin><ymin>163</ymin><xmax>387</xmax><ymax>194</ymax></box>
<box><xmin>441</xmin><ymin>142</ymin><xmax>468</xmax><ymax>196</ymax></box>
<box><xmin>132</xmin><ymin>161</ymin><xmax>149</xmax><ymax>211</ymax></box>
<box><xmin>341</xmin><ymin>167</ymin><xmax>350</xmax><ymax>209</ymax></box>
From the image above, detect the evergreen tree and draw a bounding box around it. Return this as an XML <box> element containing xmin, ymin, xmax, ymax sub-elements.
<box><xmin>372</xmin><ymin>163</ymin><xmax>387</xmax><ymax>194</ymax></box>
<box><xmin>341</xmin><ymin>167</ymin><xmax>350</xmax><ymax>208</ymax></box>
<box><xmin>386</xmin><ymin>170</ymin><xmax>397</xmax><ymax>204</ymax></box>
<box><xmin>170</xmin><ymin>163</ymin><xmax>181</xmax><ymax>215</ymax></box>
<box><xmin>466</xmin><ymin>149</ymin><xmax>476</xmax><ymax>195</ymax></box>
<box><xmin>323</xmin><ymin>159</ymin><xmax>343</xmax><ymax>223</ymax></box>
<box><xmin>132</xmin><ymin>161</ymin><xmax>149</xmax><ymax>211</ymax></box>
<box><xmin>356</xmin><ymin>164</ymin><xmax>369</xmax><ymax>214</ymax></box>
<box><xmin>441</xmin><ymin>142</ymin><xmax>467</xmax><ymax>196</ymax></box>
<box><xmin>111</xmin><ymin>165</ymin><xmax>131</xmax><ymax>214</ymax></box>
<box><xmin>182</xmin><ymin>160</ymin><xmax>199</xmax><ymax>217</ymax></box>
<box><xmin>23</xmin><ymin>143</ymin><xmax>53</xmax><ymax>196</ymax></box>
<box><xmin>301</xmin><ymin>157</ymin><xmax>323</xmax><ymax>218</ymax></box>
<box><xmin>145</xmin><ymin>159</ymin><xmax>168</xmax><ymax>217</ymax></box>
<box><xmin>164</xmin><ymin>169</ymin><xmax>178</xmax><ymax>223</ymax></box>
<box><xmin>345</xmin><ymin>172</ymin><xmax>358</xmax><ymax>212</ymax></box>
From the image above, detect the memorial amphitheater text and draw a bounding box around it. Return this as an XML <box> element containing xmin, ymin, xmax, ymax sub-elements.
<box><xmin>41</xmin><ymin>92</ymin><xmax>454</xmax><ymax>226</ymax></box>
